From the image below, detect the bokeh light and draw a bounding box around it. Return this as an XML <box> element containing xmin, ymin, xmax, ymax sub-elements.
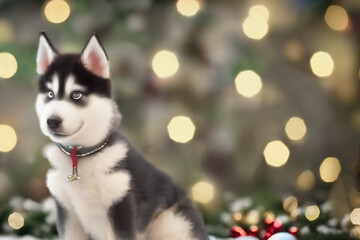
<box><xmin>290</xmin><ymin>208</ymin><xmax>302</xmax><ymax>221</ymax></box>
<box><xmin>234</xmin><ymin>212</ymin><xmax>243</xmax><ymax>222</ymax></box>
<box><xmin>234</xmin><ymin>70</ymin><xmax>262</xmax><ymax>98</ymax></box>
<box><xmin>297</xmin><ymin>170</ymin><xmax>316</xmax><ymax>191</ymax></box>
<box><xmin>264</xmin><ymin>211</ymin><xmax>275</xmax><ymax>225</ymax></box>
<box><xmin>8</xmin><ymin>212</ymin><xmax>24</xmax><ymax>230</ymax></box>
<box><xmin>310</xmin><ymin>51</ymin><xmax>334</xmax><ymax>78</ymax></box>
<box><xmin>167</xmin><ymin>116</ymin><xmax>195</xmax><ymax>143</ymax></box>
<box><xmin>0</xmin><ymin>125</ymin><xmax>17</xmax><ymax>152</ymax></box>
<box><xmin>285</xmin><ymin>117</ymin><xmax>307</xmax><ymax>141</ymax></box>
<box><xmin>0</xmin><ymin>52</ymin><xmax>17</xmax><ymax>79</ymax></box>
<box><xmin>263</xmin><ymin>140</ymin><xmax>290</xmax><ymax>167</ymax></box>
<box><xmin>249</xmin><ymin>5</ymin><xmax>269</xmax><ymax>21</ymax></box>
<box><xmin>351</xmin><ymin>208</ymin><xmax>360</xmax><ymax>225</ymax></box>
<box><xmin>191</xmin><ymin>180</ymin><xmax>215</xmax><ymax>204</ymax></box>
<box><xmin>152</xmin><ymin>50</ymin><xmax>179</xmax><ymax>78</ymax></box>
<box><xmin>245</xmin><ymin>209</ymin><xmax>261</xmax><ymax>225</ymax></box>
<box><xmin>44</xmin><ymin>0</ymin><xmax>70</xmax><ymax>24</ymax></box>
<box><xmin>0</xmin><ymin>19</ymin><xmax>14</xmax><ymax>43</ymax></box>
<box><xmin>176</xmin><ymin>0</ymin><xmax>201</xmax><ymax>17</ymax></box>
<box><xmin>319</xmin><ymin>157</ymin><xmax>341</xmax><ymax>183</ymax></box>
<box><xmin>242</xmin><ymin>15</ymin><xmax>269</xmax><ymax>40</ymax></box>
<box><xmin>325</xmin><ymin>5</ymin><xmax>349</xmax><ymax>31</ymax></box>
<box><xmin>283</xmin><ymin>196</ymin><xmax>298</xmax><ymax>212</ymax></box>
<box><xmin>305</xmin><ymin>205</ymin><xmax>320</xmax><ymax>221</ymax></box>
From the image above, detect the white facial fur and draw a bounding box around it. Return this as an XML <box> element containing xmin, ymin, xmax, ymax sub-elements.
<box><xmin>36</xmin><ymin>34</ymin><xmax>118</xmax><ymax>147</ymax></box>
<box><xmin>36</xmin><ymin>74</ymin><xmax>121</xmax><ymax>147</ymax></box>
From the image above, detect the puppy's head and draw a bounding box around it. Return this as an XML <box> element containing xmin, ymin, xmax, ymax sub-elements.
<box><xmin>35</xmin><ymin>33</ymin><xmax>121</xmax><ymax>147</ymax></box>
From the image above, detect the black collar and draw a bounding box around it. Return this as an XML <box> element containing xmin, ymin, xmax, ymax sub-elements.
<box><xmin>57</xmin><ymin>138</ymin><xmax>110</xmax><ymax>157</ymax></box>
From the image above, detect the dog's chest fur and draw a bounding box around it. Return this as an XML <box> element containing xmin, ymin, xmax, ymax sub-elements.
<box><xmin>45</xmin><ymin>139</ymin><xmax>130</xmax><ymax>239</ymax></box>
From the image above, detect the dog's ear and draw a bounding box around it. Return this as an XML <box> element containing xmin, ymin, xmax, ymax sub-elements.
<box><xmin>36</xmin><ymin>32</ymin><xmax>58</xmax><ymax>75</ymax></box>
<box><xmin>81</xmin><ymin>33</ymin><xmax>109</xmax><ymax>79</ymax></box>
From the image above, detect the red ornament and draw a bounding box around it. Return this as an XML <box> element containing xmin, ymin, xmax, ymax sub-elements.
<box><xmin>248</xmin><ymin>225</ymin><xmax>259</xmax><ymax>237</ymax></box>
<box><xmin>264</xmin><ymin>219</ymin><xmax>283</xmax><ymax>239</ymax></box>
<box><xmin>273</xmin><ymin>220</ymin><xmax>283</xmax><ymax>230</ymax></box>
<box><xmin>265</xmin><ymin>216</ymin><xmax>275</xmax><ymax>225</ymax></box>
<box><xmin>289</xmin><ymin>226</ymin><xmax>299</xmax><ymax>237</ymax></box>
<box><xmin>230</xmin><ymin>226</ymin><xmax>247</xmax><ymax>238</ymax></box>
<box><xmin>264</xmin><ymin>232</ymin><xmax>272</xmax><ymax>240</ymax></box>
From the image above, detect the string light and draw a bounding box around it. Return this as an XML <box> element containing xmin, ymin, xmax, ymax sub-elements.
<box><xmin>176</xmin><ymin>0</ymin><xmax>201</xmax><ymax>17</ymax></box>
<box><xmin>310</xmin><ymin>51</ymin><xmax>334</xmax><ymax>78</ymax></box>
<box><xmin>8</xmin><ymin>212</ymin><xmax>24</xmax><ymax>230</ymax></box>
<box><xmin>305</xmin><ymin>205</ymin><xmax>320</xmax><ymax>221</ymax></box>
<box><xmin>167</xmin><ymin>116</ymin><xmax>195</xmax><ymax>143</ymax></box>
<box><xmin>263</xmin><ymin>140</ymin><xmax>290</xmax><ymax>167</ymax></box>
<box><xmin>191</xmin><ymin>180</ymin><xmax>215</xmax><ymax>204</ymax></box>
<box><xmin>285</xmin><ymin>117</ymin><xmax>307</xmax><ymax>141</ymax></box>
<box><xmin>44</xmin><ymin>0</ymin><xmax>70</xmax><ymax>24</ymax></box>
<box><xmin>325</xmin><ymin>5</ymin><xmax>349</xmax><ymax>31</ymax></box>
<box><xmin>297</xmin><ymin>170</ymin><xmax>316</xmax><ymax>191</ymax></box>
<box><xmin>0</xmin><ymin>19</ymin><xmax>14</xmax><ymax>43</ymax></box>
<box><xmin>351</xmin><ymin>208</ymin><xmax>360</xmax><ymax>225</ymax></box>
<box><xmin>0</xmin><ymin>125</ymin><xmax>17</xmax><ymax>152</ymax></box>
<box><xmin>234</xmin><ymin>70</ymin><xmax>262</xmax><ymax>98</ymax></box>
<box><xmin>0</xmin><ymin>52</ymin><xmax>17</xmax><ymax>79</ymax></box>
<box><xmin>152</xmin><ymin>50</ymin><xmax>179</xmax><ymax>78</ymax></box>
<box><xmin>319</xmin><ymin>157</ymin><xmax>341</xmax><ymax>183</ymax></box>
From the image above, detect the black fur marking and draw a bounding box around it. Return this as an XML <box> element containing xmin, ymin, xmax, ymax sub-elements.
<box><xmin>40</xmin><ymin>32</ymin><xmax>59</xmax><ymax>54</ymax></box>
<box><xmin>108</xmin><ymin>193</ymin><xmax>136</xmax><ymax>240</ymax></box>
<box><xmin>109</xmin><ymin>132</ymin><xmax>208</xmax><ymax>239</ymax></box>
<box><xmin>111</xmin><ymin>133</ymin><xmax>177</xmax><ymax>230</ymax></box>
<box><xmin>54</xmin><ymin>198</ymin><xmax>67</xmax><ymax>237</ymax></box>
<box><xmin>38</xmin><ymin>54</ymin><xmax>111</xmax><ymax>99</ymax></box>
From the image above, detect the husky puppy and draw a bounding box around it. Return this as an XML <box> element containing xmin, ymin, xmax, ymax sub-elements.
<box><xmin>35</xmin><ymin>33</ymin><xmax>208</xmax><ymax>240</ymax></box>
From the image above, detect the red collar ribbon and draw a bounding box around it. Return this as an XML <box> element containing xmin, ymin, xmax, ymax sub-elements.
<box><xmin>68</xmin><ymin>147</ymin><xmax>80</xmax><ymax>182</ymax></box>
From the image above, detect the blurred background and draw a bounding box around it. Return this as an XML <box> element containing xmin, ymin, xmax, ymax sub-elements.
<box><xmin>1</xmin><ymin>0</ymin><xmax>360</xmax><ymax>239</ymax></box>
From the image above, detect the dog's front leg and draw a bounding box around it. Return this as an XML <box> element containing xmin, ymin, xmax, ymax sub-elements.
<box><xmin>108</xmin><ymin>194</ymin><xmax>136</xmax><ymax>240</ymax></box>
<box><xmin>62</xmin><ymin>214</ymin><xmax>90</xmax><ymax>240</ymax></box>
<box><xmin>55</xmin><ymin>199</ymin><xmax>90</xmax><ymax>240</ymax></box>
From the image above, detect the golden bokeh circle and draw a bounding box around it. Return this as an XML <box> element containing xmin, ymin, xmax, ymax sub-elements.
<box><xmin>0</xmin><ymin>52</ymin><xmax>17</xmax><ymax>79</ymax></box>
<box><xmin>0</xmin><ymin>125</ymin><xmax>17</xmax><ymax>152</ymax></box>
<box><xmin>44</xmin><ymin>0</ymin><xmax>70</xmax><ymax>24</ymax></box>
<box><xmin>8</xmin><ymin>212</ymin><xmax>24</xmax><ymax>230</ymax></box>
<box><xmin>152</xmin><ymin>50</ymin><xmax>179</xmax><ymax>78</ymax></box>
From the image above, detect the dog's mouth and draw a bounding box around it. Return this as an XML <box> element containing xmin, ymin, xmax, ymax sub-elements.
<box><xmin>50</xmin><ymin>122</ymin><xmax>84</xmax><ymax>138</ymax></box>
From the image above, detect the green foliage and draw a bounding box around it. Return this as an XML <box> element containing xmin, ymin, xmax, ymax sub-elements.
<box><xmin>0</xmin><ymin>198</ymin><xmax>57</xmax><ymax>238</ymax></box>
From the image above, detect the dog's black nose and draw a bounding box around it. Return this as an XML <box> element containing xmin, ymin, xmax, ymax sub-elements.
<box><xmin>47</xmin><ymin>117</ymin><xmax>62</xmax><ymax>130</ymax></box>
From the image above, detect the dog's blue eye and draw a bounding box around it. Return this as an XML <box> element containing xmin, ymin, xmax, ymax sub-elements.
<box><xmin>48</xmin><ymin>91</ymin><xmax>54</xmax><ymax>99</ymax></box>
<box><xmin>72</xmin><ymin>92</ymin><xmax>82</xmax><ymax>100</ymax></box>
